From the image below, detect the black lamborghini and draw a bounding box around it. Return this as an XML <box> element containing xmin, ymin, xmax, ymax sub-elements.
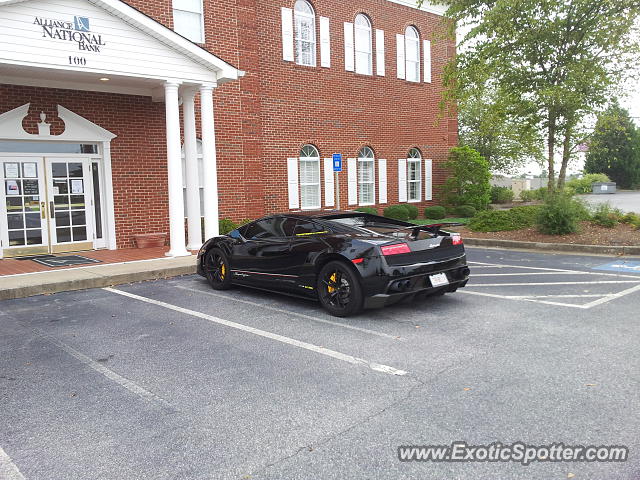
<box><xmin>197</xmin><ymin>211</ymin><xmax>470</xmax><ymax>317</ymax></box>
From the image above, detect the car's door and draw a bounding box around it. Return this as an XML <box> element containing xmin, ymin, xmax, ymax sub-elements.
<box><xmin>288</xmin><ymin>219</ymin><xmax>332</xmax><ymax>288</ymax></box>
<box><xmin>231</xmin><ymin>216</ymin><xmax>298</xmax><ymax>289</ymax></box>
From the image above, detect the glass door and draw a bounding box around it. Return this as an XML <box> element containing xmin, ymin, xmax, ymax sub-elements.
<box><xmin>0</xmin><ymin>158</ymin><xmax>49</xmax><ymax>257</ymax></box>
<box><xmin>45</xmin><ymin>158</ymin><xmax>94</xmax><ymax>254</ymax></box>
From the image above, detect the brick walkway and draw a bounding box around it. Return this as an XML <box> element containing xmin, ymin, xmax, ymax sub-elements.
<box><xmin>0</xmin><ymin>247</ymin><xmax>175</xmax><ymax>276</ymax></box>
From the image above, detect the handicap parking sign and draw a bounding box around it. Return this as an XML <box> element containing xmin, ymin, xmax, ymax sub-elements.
<box><xmin>332</xmin><ymin>153</ymin><xmax>342</xmax><ymax>172</ymax></box>
<box><xmin>593</xmin><ymin>261</ymin><xmax>640</xmax><ymax>274</ymax></box>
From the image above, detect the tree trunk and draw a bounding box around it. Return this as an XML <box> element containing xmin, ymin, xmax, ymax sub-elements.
<box><xmin>557</xmin><ymin>123</ymin><xmax>574</xmax><ymax>190</ymax></box>
<box><xmin>547</xmin><ymin>112</ymin><xmax>556</xmax><ymax>192</ymax></box>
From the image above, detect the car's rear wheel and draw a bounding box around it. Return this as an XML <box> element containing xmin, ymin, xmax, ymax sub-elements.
<box><xmin>204</xmin><ymin>248</ymin><xmax>232</xmax><ymax>290</ymax></box>
<box><xmin>317</xmin><ymin>261</ymin><xmax>363</xmax><ymax>317</ymax></box>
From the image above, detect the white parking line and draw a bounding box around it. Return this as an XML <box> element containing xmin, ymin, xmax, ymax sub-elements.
<box><xmin>174</xmin><ymin>284</ymin><xmax>403</xmax><ymax>341</ymax></box>
<box><xmin>582</xmin><ymin>284</ymin><xmax>640</xmax><ymax>309</ymax></box>
<box><xmin>35</xmin><ymin>330</ymin><xmax>175</xmax><ymax>411</ymax></box>
<box><xmin>468</xmin><ymin>261</ymin><xmax>640</xmax><ymax>279</ymax></box>
<box><xmin>104</xmin><ymin>288</ymin><xmax>408</xmax><ymax>376</ymax></box>
<box><xmin>0</xmin><ymin>446</ymin><xmax>26</xmax><ymax>480</ymax></box>
<box><xmin>459</xmin><ymin>290</ymin><xmax>591</xmax><ymax>309</ymax></box>
<box><xmin>473</xmin><ymin>272</ymin><xmax>597</xmax><ymax>277</ymax></box>
<box><xmin>468</xmin><ymin>281</ymin><xmax>640</xmax><ymax>287</ymax></box>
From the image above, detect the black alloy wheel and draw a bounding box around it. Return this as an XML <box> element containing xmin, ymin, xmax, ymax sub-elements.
<box><xmin>317</xmin><ymin>260</ymin><xmax>364</xmax><ymax>317</ymax></box>
<box><xmin>204</xmin><ymin>248</ymin><xmax>232</xmax><ymax>290</ymax></box>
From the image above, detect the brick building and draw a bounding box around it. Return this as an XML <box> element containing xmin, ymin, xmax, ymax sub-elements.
<box><xmin>0</xmin><ymin>0</ymin><xmax>456</xmax><ymax>258</ymax></box>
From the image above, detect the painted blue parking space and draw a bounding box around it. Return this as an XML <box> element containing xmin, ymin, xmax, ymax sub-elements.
<box><xmin>593</xmin><ymin>261</ymin><xmax>640</xmax><ymax>274</ymax></box>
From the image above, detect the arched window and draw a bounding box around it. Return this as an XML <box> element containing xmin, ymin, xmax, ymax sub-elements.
<box><xmin>354</xmin><ymin>14</ymin><xmax>372</xmax><ymax>75</ymax></box>
<box><xmin>358</xmin><ymin>146</ymin><xmax>375</xmax><ymax>205</ymax></box>
<box><xmin>299</xmin><ymin>144</ymin><xmax>321</xmax><ymax>209</ymax></box>
<box><xmin>181</xmin><ymin>140</ymin><xmax>204</xmax><ymax>217</ymax></box>
<box><xmin>294</xmin><ymin>0</ymin><xmax>316</xmax><ymax>67</ymax></box>
<box><xmin>407</xmin><ymin>148</ymin><xmax>422</xmax><ymax>202</ymax></box>
<box><xmin>405</xmin><ymin>26</ymin><xmax>420</xmax><ymax>82</ymax></box>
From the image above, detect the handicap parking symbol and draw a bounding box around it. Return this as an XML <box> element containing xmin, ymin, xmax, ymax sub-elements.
<box><xmin>593</xmin><ymin>261</ymin><xmax>640</xmax><ymax>274</ymax></box>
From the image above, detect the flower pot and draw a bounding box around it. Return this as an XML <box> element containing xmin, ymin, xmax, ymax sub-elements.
<box><xmin>134</xmin><ymin>233</ymin><xmax>167</xmax><ymax>248</ymax></box>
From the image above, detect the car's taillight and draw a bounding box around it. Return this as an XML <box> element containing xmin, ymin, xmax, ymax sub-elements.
<box><xmin>380</xmin><ymin>243</ymin><xmax>411</xmax><ymax>256</ymax></box>
<box><xmin>452</xmin><ymin>234</ymin><xmax>463</xmax><ymax>246</ymax></box>
<box><xmin>352</xmin><ymin>258</ymin><xmax>364</xmax><ymax>264</ymax></box>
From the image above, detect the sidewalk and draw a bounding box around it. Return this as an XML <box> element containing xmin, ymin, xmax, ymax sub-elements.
<box><xmin>0</xmin><ymin>255</ymin><xmax>197</xmax><ymax>301</ymax></box>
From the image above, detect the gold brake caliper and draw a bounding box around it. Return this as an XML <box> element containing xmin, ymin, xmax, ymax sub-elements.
<box><xmin>220</xmin><ymin>263</ymin><xmax>226</xmax><ymax>280</ymax></box>
<box><xmin>328</xmin><ymin>273</ymin><xmax>337</xmax><ymax>293</ymax></box>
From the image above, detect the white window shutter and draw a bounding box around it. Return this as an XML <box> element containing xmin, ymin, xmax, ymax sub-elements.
<box><xmin>324</xmin><ymin>158</ymin><xmax>335</xmax><ymax>207</ymax></box>
<box><xmin>396</xmin><ymin>34</ymin><xmax>405</xmax><ymax>79</ymax></box>
<box><xmin>425</xmin><ymin>158</ymin><xmax>433</xmax><ymax>201</ymax></box>
<box><xmin>344</xmin><ymin>22</ymin><xmax>355</xmax><ymax>72</ymax></box>
<box><xmin>281</xmin><ymin>8</ymin><xmax>294</xmax><ymax>62</ymax></box>
<box><xmin>423</xmin><ymin>39</ymin><xmax>432</xmax><ymax>83</ymax></box>
<box><xmin>287</xmin><ymin>158</ymin><xmax>299</xmax><ymax>209</ymax></box>
<box><xmin>398</xmin><ymin>159</ymin><xmax>407</xmax><ymax>202</ymax></box>
<box><xmin>378</xmin><ymin>159</ymin><xmax>387</xmax><ymax>204</ymax></box>
<box><xmin>375</xmin><ymin>29</ymin><xmax>385</xmax><ymax>76</ymax></box>
<box><xmin>347</xmin><ymin>158</ymin><xmax>357</xmax><ymax>205</ymax></box>
<box><xmin>320</xmin><ymin>17</ymin><xmax>331</xmax><ymax>68</ymax></box>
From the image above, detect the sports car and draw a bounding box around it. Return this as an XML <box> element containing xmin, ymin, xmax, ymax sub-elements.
<box><xmin>197</xmin><ymin>211</ymin><xmax>470</xmax><ymax>317</ymax></box>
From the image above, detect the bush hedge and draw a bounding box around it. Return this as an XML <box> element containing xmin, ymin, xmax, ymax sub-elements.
<box><xmin>491</xmin><ymin>186</ymin><xmax>515</xmax><ymax>204</ymax></box>
<box><xmin>590</xmin><ymin>204</ymin><xmax>623</xmax><ymax>228</ymax></box>
<box><xmin>566</xmin><ymin>173</ymin><xmax>611</xmax><ymax>194</ymax></box>
<box><xmin>383</xmin><ymin>205</ymin><xmax>410</xmax><ymax>221</ymax></box>
<box><xmin>468</xmin><ymin>206</ymin><xmax>541</xmax><ymax>232</ymax></box>
<box><xmin>536</xmin><ymin>195</ymin><xmax>587</xmax><ymax>235</ymax></box>
<box><xmin>355</xmin><ymin>207</ymin><xmax>378</xmax><ymax>215</ymax></box>
<box><xmin>424</xmin><ymin>206</ymin><xmax>447</xmax><ymax>219</ymax></box>
<box><xmin>404</xmin><ymin>204</ymin><xmax>419</xmax><ymax>219</ymax></box>
<box><xmin>452</xmin><ymin>205</ymin><xmax>477</xmax><ymax>217</ymax></box>
<box><xmin>219</xmin><ymin>218</ymin><xmax>238</xmax><ymax>235</ymax></box>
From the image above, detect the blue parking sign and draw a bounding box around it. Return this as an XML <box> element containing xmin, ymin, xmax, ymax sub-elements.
<box><xmin>332</xmin><ymin>153</ymin><xmax>342</xmax><ymax>172</ymax></box>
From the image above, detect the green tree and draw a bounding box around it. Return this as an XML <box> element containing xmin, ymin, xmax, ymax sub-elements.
<box><xmin>421</xmin><ymin>0</ymin><xmax>640</xmax><ymax>192</ymax></box>
<box><xmin>584</xmin><ymin>104</ymin><xmax>640</xmax><ymax>189</ymax></box>
<box><xmin>442</xmin><ymin>145</ymin><xmax>492</xmax><ymax>210</ymax></box>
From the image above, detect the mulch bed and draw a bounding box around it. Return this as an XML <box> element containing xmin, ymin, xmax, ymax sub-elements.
<box><xmin>458</xmin><ymin>222</ymin><xmax>640</xmax><ymax>247</ymax></box>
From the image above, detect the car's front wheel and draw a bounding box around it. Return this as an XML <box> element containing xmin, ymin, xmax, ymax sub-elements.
<box><xmin>204</xmin><ymin>248</ymin><xmax>233</xmax><ymax>290</ymax></box>
<box><xmin>317</xmin><ymin>261</ymin><xmax>363</xmax><ymax>317</ymax></box>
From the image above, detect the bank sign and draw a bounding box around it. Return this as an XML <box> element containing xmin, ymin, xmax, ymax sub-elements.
<box><xmin>33</xmin><ymin>15</ymin><xmax>106</xmax><ymax>52</ymax></box>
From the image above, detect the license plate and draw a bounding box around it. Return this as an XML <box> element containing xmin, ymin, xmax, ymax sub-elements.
<box><xmin>429</xmin><ymin>273</ymin><xmax>449</xmax><ymax>287</ymax></box>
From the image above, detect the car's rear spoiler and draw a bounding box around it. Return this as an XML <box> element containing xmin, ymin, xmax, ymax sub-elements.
<box><xmin>402</xmin><ymin>223</ymin><xmax>464</xmax><ymax>236</ymax></box>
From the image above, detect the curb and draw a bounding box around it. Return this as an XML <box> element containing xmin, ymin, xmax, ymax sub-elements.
<box><xmin>0</xmin><ymin>258</ymin><xmax>197</xmax><ymax>301</ymax></box>
<box><xmin>464</xmin><ymin>238</ymin><xmax>640</xmax><ymax>257</ymax></box>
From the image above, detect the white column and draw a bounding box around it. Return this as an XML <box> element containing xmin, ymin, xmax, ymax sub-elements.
<box><xmin>200</xmin><ymin>83</ymin><xmax>220</xmax><ymax>239</ymax></box>
<box><xmin>182</xmin><ymin>87</ymin><xmax>202</xmax><ymax>250</ymax></box>
<box><xmin>164</xmin><ymin>81</ymin><xmax>190</xmax><ymax>257</ymax></box>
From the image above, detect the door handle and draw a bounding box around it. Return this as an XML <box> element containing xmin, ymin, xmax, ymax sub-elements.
<box><xmin>41</xmin><ymin>202</ymin><xmax>46</xmax><ymax>219</ymax></box>
<box><xmin>49</xmin><ymin>201</ymin><xmax>55</xmax><ymax>220</ymax></box>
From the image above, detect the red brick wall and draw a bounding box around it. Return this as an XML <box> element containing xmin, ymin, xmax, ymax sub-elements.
<box><xmin>1</xmin><ymin>0</ymin><xmax>457</xmax><ymax>248</ymax></box>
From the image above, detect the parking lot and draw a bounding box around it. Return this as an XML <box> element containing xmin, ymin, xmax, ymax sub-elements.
<box><xmin>2</xmin><ymin>247</ymin><xmax>640</xmax><ymax>479</ymax></box>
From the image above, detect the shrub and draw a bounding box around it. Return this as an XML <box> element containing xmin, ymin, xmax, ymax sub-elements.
<box><xmin>355</xmin><ymin>207</ymin><xmax>378</xmax><ymax>215</ymax></box>
<box><xmin>621</xmin><ymin>212</ymin><xmax>640</xmax><ymax>225</ymax></box>
<box><xmin>536</xmin><ymin>194</ymin><xmax>585</xmax><ymax>235</ymax></box>
<box><xmin>519</xmin><ymin>190</ymin><xmax>536</xmax><ymax>202</ymax></box>
<box><xmin>219</xmin><ymin>218</ymin><xmax>238</xmax><ymax>235</ymax></box>
<box><xmin>404</xmin><ymin>204</ymin><xmax>419</xmax><ymax>219</ymax></box>
<box><xmin>238</xmin><ymin>218</ymin><xmax>252</xmax><ymax>226</ymax></box>
<box><xmin>491</xmin><ymin>186</ymin><xmax>515</xmax><ymax>204</ymax></box>
<box><xmin>531</xmin><ymin>187</ymin><xmax>549</xmax><ymax>201</ymax></box>
<box><xmin>467</xmin><ymin>206</ymin><xmax>540</xmax><ymax>232</ymax></box>
<box><xmin>452</xmin><ymin>205</ymin><xmax>477</xmax><ymax>217</ymax></box>
<box><xmin>383</xmin><ymin>205</ymin><xmax>410</xmax><ymax>221</ymax></box>
<box><xmin>424</xmin><ymin>206</ymin><xmax>447</xmax><ymax>219</ymax></box>
<box><xmin>441</xmin><ymin>146</ymin><xmax>492</xmax><ymax>210</ymax></box>
<box><xmin>566</xmin><ymin>173</ymin><xmax>611</xmax><ymax>194</ymax></box>
<box><xmin>590</xmin><ymin>203</ymin><xmax>623</xmax><ymax>228</ymax></box>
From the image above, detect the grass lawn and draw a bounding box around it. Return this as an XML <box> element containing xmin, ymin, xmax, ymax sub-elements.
<box><xmin>411</xmin><ymin>217</ymin><xmax>471</xmax><ymax>225</ymax></box>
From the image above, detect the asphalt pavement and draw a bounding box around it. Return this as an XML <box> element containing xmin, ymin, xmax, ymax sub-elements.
<box><xmin>579</xmin><ymin>191</ymin><xmax>640</xmax><ymax>213</ymax></box>
<box><xmin>1</xmin><ymin>247</ymin><xmax>640</xmax><ymax>480</ymax></box>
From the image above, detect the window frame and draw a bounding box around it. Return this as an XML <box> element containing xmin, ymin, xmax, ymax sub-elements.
<box><xmin>357</xmin><ymin>146</ymin><xmax>376</xmax><ymax>206</ymax></box>
<box><xmin>294</xmin><ymin>0</ymin><xmax>317</xmax><ymax>67</ymax></box>
<box><xmin>405</xmin><ymin>26</ymin><xmax>420</xmax><ymax>83</ymax></box>
<box><xmin>354</xmin><ymin>14</ymin><xmax>373</xmax><ymax>76</ymax></box>
<box><xmin>299</xmin><ymin>144</ymin><xmax>321</xmax><ymax>210</ymax></box>
<box><xmin>172</xmin><ymin>0</ymin><xmax>205</xmax><ymax>44</ymax></box>
<box><xmin>407</xmin><ymin>148</ymin><xmax>422</xmax><ymax>203</ymax></box>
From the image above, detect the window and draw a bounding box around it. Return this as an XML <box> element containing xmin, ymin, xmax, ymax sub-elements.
<box><xmin>354</xmin><ymin>14</ymin><xmax>372</xmax><ymax>75</ymax></box>
<box><xmin>407</xmin><ymin>148</ymin><xmax>422</xmax><ymax>202</ymax></box>
<box><xmin>358</xmin><ymin>147</ymin><xmax>375</xmax><ymax>205</ymax></box>
<box><xmin>172</xmin><ymin>0</ymin><xmax>204</xmax><ymax>43</ymax></box>
<box><xmin>299</xmin><ymin>145</ymin><xmax>321</xmax><ymax>209</ymax></box>
<box><xmin>294</xmin><ymin>219</ymin><xmax>328</xmax><ymax>236</ymax></box>
<box><xmin>181</xmin><ymin>140</ymin><xmax>204</xmax><ymax>217</ymax></box>
<box><xmin>405</xmin><ymin>26</ymin><xmax>420</xmax><ymax>82</ymax></box>
<box><xmin>242</xmin><ymin>217</ymin><xmax>298</xmax><ymax>240</ymax></box>
<box><xmin>294</xmin><ymin>0</ymin><xmax>316</xmax><ymax>66</ymax></box>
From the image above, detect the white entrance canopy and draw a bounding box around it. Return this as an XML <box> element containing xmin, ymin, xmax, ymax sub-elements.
<box><xmin>0</xmin><ymin>0</ymin><xmax>244</xmax><ymax>256</ymax></box>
